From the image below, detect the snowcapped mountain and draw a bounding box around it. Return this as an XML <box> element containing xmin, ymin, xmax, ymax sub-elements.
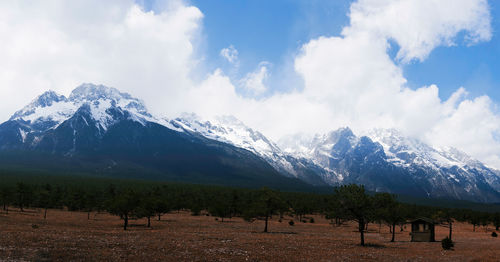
<box><xmin>3</xmin><ymin>83</ymin><xmax>174</xmax><ymax>153</ymax></box>
<box><xmin>169</xmin><ymin>114</ymin><xmax>293</xmax><ymax>172</ymax></box>
<box><xmin>278</xmin><ymin>127</ymin><xmax>500</xmax><ymax>202</ymax></box>
<box><xmin>2</xmin><ymin>83</ymin><xmax>500</xmax><ymax>202</ymax></box>
<box><xmin>0</xmin><ymin>84</ymin><xmax>315</xmax><ymax>190</ymax></box>
<box><xmin>367</xmin><ymin>128</ymin><xmax>500</xmax><ymax>199</ymax></box>
<box><xmin>167</xmin><ymin>113</ymin><xmax>500</xmax><ymax>201</ymax></box>
<box><xmin>368</xmin><ymin>128</ymin><xmax>473</xmax><ymax>170</ymax></box>
<box><xmin>167</xmin><ymin>113</ymin><xmax>329</xmax><ymax>186</ymax></box>
<box><xmin>9</xmin><ymin>83</ymin><xmax>173</xmax><ymax>134</ymax></box>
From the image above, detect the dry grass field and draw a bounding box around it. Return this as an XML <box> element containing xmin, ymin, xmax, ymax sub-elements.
<box><xmin>0</xmin><ymin>208</ymin><xmax>499</xmax><ymax>261</ymax></box>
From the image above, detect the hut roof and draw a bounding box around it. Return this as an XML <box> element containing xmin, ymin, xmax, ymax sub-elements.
<box><xmin>410</xmin><ymin>217</ymin><xmax>437</xmax><ymax>224</ymax></box>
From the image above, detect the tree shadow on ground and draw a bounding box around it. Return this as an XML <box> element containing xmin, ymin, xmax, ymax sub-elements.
<box><xmin>359</xmin><ymin>243</ymin><xmax>386</xmax><ymax>248</ymax></box>
<box><xmin>251</xmin><ymin>231</ymin><xmax>298</xmax><ymax>235</ymax></box>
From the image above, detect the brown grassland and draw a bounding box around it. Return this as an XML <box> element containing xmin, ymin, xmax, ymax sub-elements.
<box><xmin>0</xmin><ymin>208</ymin><xmax>499</xmax><ymax>261</ymax></box>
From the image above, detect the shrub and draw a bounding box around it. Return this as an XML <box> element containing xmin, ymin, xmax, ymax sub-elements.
<box><xmin>243</xmin><ymin>216</ymin><xmax>255</xmax><ymax>223</ymax></box>
<box><xmin>492</xmin><ymin>232</ymin><xmax>498</xmax><ymax>237</ymax></box>
<box><xmin>310</xmin><ymin>218</ymin><xmax>315</xmax><ymax>223</ymax></box>
<box><xmin>289</xmin><ymin>220</ymin><xmax>294</xmax><ymax>226</ymax></box>
<box><xmin>441</xmin><ymin>237</ymin><xmax>454</xmax><ymax>250</ymax></box>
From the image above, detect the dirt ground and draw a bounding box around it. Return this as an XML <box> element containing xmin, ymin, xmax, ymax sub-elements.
<box><xmin>0</xmin><ymin>208</ymin><xmax>498</xmax><ymax>261</ymax></box>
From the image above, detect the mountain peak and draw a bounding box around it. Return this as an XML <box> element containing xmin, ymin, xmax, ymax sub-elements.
<box><xmin>10</xmin><ymin>90</ymin><xmax>68</xmax><ymax>121</ymax></box>
<box><xmin>69</xmin><ymin>83</ymin><xmax>150</xmax><ymax>116</ymax></box>
<box><xmin>321</xmin><ymin>126</ymin><xmax>357</xmax><ymax>146</ymax></box>
<box><xmin>10</xmin><ymin>84</ymin><xmax>152</xmax><ymax>132</ymax></box>
<box><xmin>336</xmin><ymin>127</ymin><xmax>354</xmax><ymax>137</ymax></box>
<box><xmin>34</xmin><ymin>90</ymin><xmax>67</xmax><ymax>107</ymax></box>
<box><xmin>215</xmin><ymin>115</ymin><xmax>245</xmax><ymax>126</ymax></box>
<box><xmin>69</xmin><ymin>83</ymin><xmax>132</xmax><ymax>102</ymax></box>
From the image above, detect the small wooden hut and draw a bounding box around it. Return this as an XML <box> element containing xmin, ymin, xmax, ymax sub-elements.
<box><xmin>410</xmin><ymin>217</ymin><xmax>436</xmax><ymax>242</ymax></box>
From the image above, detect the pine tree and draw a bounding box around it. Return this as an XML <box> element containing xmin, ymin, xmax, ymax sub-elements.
<box><xmin>107</xmin><ymin>189</ymin><xmax>141</xmax><ymax>230</ymax></box>
<box><xmin>334</xmin><ymin>184</ymin><xmax>374</xmax><ymax>246</ymax></box>
<box><xmin>373</xmin><ymin>193</ymin><xmax>406</xmax><ymax>242</ymax></box>
<box><xmin>433</xmin><ymin>210</ymin><xmax>454</xmax><ymax>240</ymax></box>
<box><xmin>244</xmin><ymin>187</ymin><xmax>287</xmax><ymax>233</ymax></box>
<box><xmin>0</xmin><ymin>186</ymin><xmax>13</xmax><ymax>214</ymax></box>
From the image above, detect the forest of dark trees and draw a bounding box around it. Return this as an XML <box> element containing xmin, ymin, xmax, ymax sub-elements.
<box><xmin>1</xmin><ymin>174</ymin><xmax>500</xmax><ymax>246</ymax></box>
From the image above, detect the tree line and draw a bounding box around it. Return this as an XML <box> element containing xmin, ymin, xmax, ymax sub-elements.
<box><xmin>1</xmin><ymin>181</ymin><xmax>499</xmax><ymax>246</ymax></box>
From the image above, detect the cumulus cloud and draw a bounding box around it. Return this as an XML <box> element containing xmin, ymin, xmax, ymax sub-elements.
<box><xmin>424</xmin><ymin>95</ymin><xmax>500</xmax><ymax>167</ymax></box>
<box><xmin>346</xmin><ymin>0</ymin><xmax>492</xmax><ymax>63</ymax></box>
<box><xmin>219</xmin><ymin>45</ymin><xmax>239</xmax><ymax>64</ymax></box>
<box><xmin>0</xmin><ymin>0</ymin><xmax>202</xmax><ymax>119</ymax></box>
<box><xmin>239</xmin><ymin>62</ymin><xmax>270</xmax><ymax>96</ymax></box>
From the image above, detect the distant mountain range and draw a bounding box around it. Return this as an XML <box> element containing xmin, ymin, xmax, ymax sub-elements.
<box><xmin>1</xmin><ymin>83</ymin><xmax>500</xmax><ymax>202</ymax></box>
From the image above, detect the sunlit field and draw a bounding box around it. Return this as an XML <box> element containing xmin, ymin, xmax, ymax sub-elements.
<box><xmin>1</xmin><ymin>208</ymin><xmax>498</xmax><ymax>261</ymax></box>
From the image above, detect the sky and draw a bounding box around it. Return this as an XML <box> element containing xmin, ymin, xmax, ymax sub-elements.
<box><xmin>0</xmin><ymin>0</ymin><xmax>500</xmax><ymax>168</ymax></box>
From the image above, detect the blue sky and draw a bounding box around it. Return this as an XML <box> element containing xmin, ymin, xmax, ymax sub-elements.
<box><xmin>187</xmin><ymin>0</ymin><xmax>353</xmax><ymax>93</ymax></box>
<box><xmin>144</xmin><ymin>0</ymin><xmax>500</xmax><ymax>103</ymax></box>
<box><xmin>403</xmin><ymin>1</ymin><xmax>500</xmax><ymax>102</ymax></box>
<box><xmin>190</xmin><ymin>0</ymin><xmax>350</xmax><ymax>71</ymax></box>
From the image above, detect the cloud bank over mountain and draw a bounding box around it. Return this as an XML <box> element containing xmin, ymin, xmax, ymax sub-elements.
<box><xmin>0</xmin><ymin>0</ymin><xmax>498</xmax><ymax>168</ymax></box>
<box><xmin>0</xmin><ymin>0</ymin><xmax>202</xmax><ymax>118</ymax></box>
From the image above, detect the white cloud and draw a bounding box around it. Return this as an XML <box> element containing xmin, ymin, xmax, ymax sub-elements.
<box><xmin>219</xmin><ymin>45</ymin><xmax>239</xmax><ymax>64</ymax></box>
<box><xmin>0</xmin><ymin>0</ymin><xmax>202</xmax><ymax>119</ymax></box>
<box><xmin>346</xmin><ymin>0</ymin><xmax>491</xmax><ymax>63</ymax></box>
<box><xmin>239</xmin><ymin>62</ymin><xmax>269</xmax><ymax>96</ymax></box>
<box><xmin>425</xmin><ymin>95</ymin><xmax>500</xmax><ymax>167</ymax></box>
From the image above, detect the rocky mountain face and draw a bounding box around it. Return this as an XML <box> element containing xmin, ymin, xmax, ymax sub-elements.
<box><xmin>2</xmin><ymin>83</ymin><xmax>500</xmax><ymax>202</ymax></box>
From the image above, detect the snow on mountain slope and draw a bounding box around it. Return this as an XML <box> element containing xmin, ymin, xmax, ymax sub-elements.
<box><xmin>367</xmin><ymin>128</ymin><xmax>500</xmax><ymax>192</ymax></box>
<box><xmin>11</xmin><ymin>91</ymin><xmax>75</xmax><ymax>129</ymax></box>
<box><xmin>169</xmin><ymin>113</ymin><xmax>298</xmax><ymax>177</ymax></box>
<box><xmin>279</xmin><ymin>133</ymin><xmax>316</xmax><ymax>159</ymax></box>
<box><xmin>278</xmin><ymin>128</ymin><xmax>363</xmax><ymax>182</ymax></box>
<box><xmin>279</xmin><ymin>127</ymin><xmax>500</xmax><ymax>201</ymax></box>
<box><xmin>367</xmin><ymin>128</ymin><xmax>494</xmax><ymax>175</ymax></box>
<box><xmin>9</xmin><ymin>83</ymin><xmax>179</xmax><ymax>135</ymax></box>
<box><xmin>367</xmin><ymin>128</ymin><xmax>466</xmax><ymax>170</ymax></box>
